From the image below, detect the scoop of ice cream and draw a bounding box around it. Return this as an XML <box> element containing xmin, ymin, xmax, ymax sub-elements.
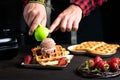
<box><xmin>40</xmin><ymin>38</ymin><xmax>56</xmax><ymax>55</ymax></box>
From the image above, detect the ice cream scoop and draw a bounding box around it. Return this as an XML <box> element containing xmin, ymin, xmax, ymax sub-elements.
<box><xmin>34</xmin><ymin>24</ymin><xmax>49</xmax><ymax>41</ymax></box>
<box><xmin>40</xmin><ymin>38</ymin><xmax>56</xmax><ymax>55</ymax></box>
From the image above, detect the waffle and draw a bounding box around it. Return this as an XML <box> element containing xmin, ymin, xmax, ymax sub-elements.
<box><xmin>89</xmin><ymin>44</ymin><xmax>120</xmax><ymax>55</ymax></box>
<box><xmin>74</xmin><ymin>41</ymin><xmax>120</xmax><ymax>55</ymax></box>
<box><xmin>32</xmin><ymin>45</ymin><xmax>70</xmax><ymax>65</ymax></box>
<box><xmin>74</xmin><ymin>41</ymin><xmax>106</xmax><ymax>51</ymax></box>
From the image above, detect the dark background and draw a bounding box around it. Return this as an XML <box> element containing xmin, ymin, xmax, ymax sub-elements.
<box><xmin>0</xmin><ymin>0</ymin><xmax>119</xmax><ymax>45</ymax></box>
<box><xmin>0</xmin><ymin>0</ymin><xmax>23</xmax><ymax>45</ymax></box>
<box><xmin>100</xmin><ymin>0</ymin><xmax>120</xmax><ymax>43</ymax></box>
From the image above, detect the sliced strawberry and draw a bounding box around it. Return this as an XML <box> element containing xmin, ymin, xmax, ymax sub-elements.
<box><xmin>24</xmin><ymin>55</ymin><xmax>32</xmax><ymax>64</ymax></box>
<box><xmin>58</xmin><ymin>57</ymin><xmax>68</xmax><ymax>66</ymax></box>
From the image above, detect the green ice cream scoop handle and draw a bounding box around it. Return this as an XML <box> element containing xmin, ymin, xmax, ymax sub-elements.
<box><xmin>34</xmin><ymin>24</ymin><xmax>49</xmax><ymax>41</ymax></box>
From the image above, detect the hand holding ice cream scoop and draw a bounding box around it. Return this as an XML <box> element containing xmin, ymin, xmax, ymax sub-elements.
<box><xmin>34</xmin><ymin>24</ymin><xmax>49</xmax><ymax>41</ymax></box>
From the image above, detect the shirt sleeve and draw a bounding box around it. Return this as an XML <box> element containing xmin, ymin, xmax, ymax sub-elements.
<box><xmin>23</xmin><ymin>0</ymin><xmax>29</xmax><ymax>7</ymax></box>
<box><xmin>22</xmin><ymin>0</ymin><xmax>48</xmax><ymax>8</ymax></box>
<box><xmin>71</xmin><ymin>0</ymin><xmax>108</xmax><ymax>17</ymax></box>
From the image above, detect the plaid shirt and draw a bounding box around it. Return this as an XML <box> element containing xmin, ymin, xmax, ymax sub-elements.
<box><xmin>23</xmin><ymin>0</ymin><xmax>107</xmax><ymax>16</ymax></box>
<box><xmin>23</xmin><ymin>0</ymin><xmax>28</xmax><ymax>7</ymax></box>
<box><xmin>71</xmin><ymin>0</ymin><xmax>107</xmax><ymax>17</ymax></box>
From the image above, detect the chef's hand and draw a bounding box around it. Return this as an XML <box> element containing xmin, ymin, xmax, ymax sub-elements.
<box><xmin>49</xmin><ymin>5</ymin><xmax>82</xmax><ymax>33</ymax></box>
<box><xmin>23</xmin><ymin>3</ymin><xmax>47</xmax><ymax>35</ymax></box>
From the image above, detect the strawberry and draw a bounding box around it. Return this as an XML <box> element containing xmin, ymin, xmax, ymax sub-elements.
<box><xmin>88</xmin><ymin>59</ymin><xmax>95</xmax><ymax>69</ymax></box>
<box><xmin>31</xmin><ymin>47</ymin><xmax>40</xmax><ymax>54</ymax></box>
<box><xmin>95</xmin><ymin>60</ymin><xmax>109</xmax><ymax>71</ymax></box>
<box><xmin>107</xmin><ymin>57</ymin><xmax>120</xmax><ymax>71</ymax></box>
<box><xmin>94</xmin><ymin>56</ymin><xmax>103</xmax><ymax>64</ymax></box>
<box><xmin>109</xmin><ymin>62</ymin><xmax>119</xmax><ymax>72</ymax></box>
<box><xmin>58</xmin><ymin>57</ymin><xmax>68</xmax><ymax>66</ymax></box>
<box><xmin>24</xmin><ymin>55</ymin><xmax>32</xmax><ymax>64</ymax></box>
<box><xmin>108</xmin><ymin>57</ymin><xmax>120</xmax><ymax>65</ymax></box>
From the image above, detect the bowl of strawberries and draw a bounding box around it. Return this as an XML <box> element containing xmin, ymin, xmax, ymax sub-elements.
<box><xmin>76</xmin><ymin>56</ymin><xmax>120</xmax><ymax>78</ymax></box>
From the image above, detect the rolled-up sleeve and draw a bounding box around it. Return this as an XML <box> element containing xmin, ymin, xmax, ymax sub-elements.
<box><xmin>23</xmin><ymin>0</ymin><xmax>48</xmax><ymax>8</ymax></box>
<box><xmin>71</xmin><ymin>0</ymin><xmax>107</xmax><ymax>17</ymax></box>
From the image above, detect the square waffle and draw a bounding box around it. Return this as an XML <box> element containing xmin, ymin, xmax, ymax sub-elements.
<box><xmin>74</xmin><ymin>41</ymin><xmax>106</xmax><ymax>51</ymax></box>
<box><xmin>74</xmin><ymin>41</ymin><xmax>120</xmax><ymax>55</ymax></box>
<box><xmin>89</xmin><ymin>44</ymin><xmax>120</xmax><ymax>55</ymax></box>
<box><xmin>32</xmin><ymin>45</ymin><xmax>70</xmax><ymax>65</ymax></box>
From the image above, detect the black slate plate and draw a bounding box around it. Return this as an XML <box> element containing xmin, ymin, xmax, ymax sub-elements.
<box><xmin>76</xmin><ymin>63</ymin><xmax>120</xmax><ymax>78</ymax></box>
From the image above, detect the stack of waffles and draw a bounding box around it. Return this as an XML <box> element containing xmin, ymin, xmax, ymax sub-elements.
<box><xmin>74</xmin><ymin>41</ymin><xmax>120</xmax><ymax>55</ymax></box>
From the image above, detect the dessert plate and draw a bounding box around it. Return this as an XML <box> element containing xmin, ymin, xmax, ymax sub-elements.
<box><xmin>67</xmin><ymin>44</ymin><xmax>119</xmax><ymax>57</ymax></box>
<box><xmin>76</xmin><ymin>63</ymin><xmax>120</xmax><ymax>78</ymax></box>
<box><xmin>21</xmin><ymin>55</ymin><xmax>74</xmax><ymax>69</ymax></box>
<box><xmin>86</xmin><ymin>51</ymin><xmax>116</xmax><ymax>58</ymax></box>
<box><xmin>21</xmin><ymin>62</ymin><xmax>67</xmax><ymax>69</ymax></box>
<box><xmin>67</xmin><ymin>45</ymin><xmax>87</xmax><ymax>55</ymax></box>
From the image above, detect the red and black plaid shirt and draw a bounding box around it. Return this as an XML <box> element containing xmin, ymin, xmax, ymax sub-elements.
<box><xmin>23</xmin><ymin>0</ymin><xmax>107</xmax><ymax>16</ymax></box>
<box><xmin>71</xmin><ymin>0</ymin><xmax>107</xmax><ymax>16</ymax></box>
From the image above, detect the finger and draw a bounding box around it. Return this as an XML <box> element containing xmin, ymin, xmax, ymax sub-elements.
<box><xmin>41</xmin><ymin>16</ymin><xmax>47</xmax><ymax>27</ymax></box>
<box><xmin>27</xmin><ymin>11</ymin><xmax>36</xmax><ymax>27</ymax></box>
<box><xmin>23</xmin><ymin>6</ymin><xmax>32</xmax><ymax>26</ymax></box>
<box><xmin>54</xmin><ymin>26</ymin><xmax>59</xmax><ymax>32</ymax></box>
<box><xmin>29</xmin><ymin>14</ymin><xmax>42</xmax><ymax>35</ymax></box>
<box><xmin>60</xmin><ymin>16</ymin><xmax>67</xmax><ymax>32</ymax></box>
<box><xmin>66</xmin><ymin>18</ymin><xmax>73</xmax><ymax>32</ymax></box>
<box><xmin>23</xmin><ymin>11</ymin><xmax>29</xmax><ymax>26</ymax></box>
<box><xmin>49</xmin><ymin>17</ymin><xmax>62</xmax><ymax>33</ymax></box>
<box><xmin>72</xmin><ymin>20</ymin><xmax>79</xmax><ymax>31</ymax></box>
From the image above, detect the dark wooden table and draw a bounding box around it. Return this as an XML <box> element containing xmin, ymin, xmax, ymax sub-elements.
<box><xmin>0</xmin><ymin>44</ymin><xmax>120</xmax><ymax>80</ymax></box>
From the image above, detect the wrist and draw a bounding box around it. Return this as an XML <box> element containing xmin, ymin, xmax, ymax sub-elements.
<box><xmin>29</xmin><ymin>0</ymin><xmax>46</xmax><ymax>6</ymax></box>
<box><xmin>29</xmin><ymin>0</ymin><xmax>53</xmax><ymax>9</ymax></box>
